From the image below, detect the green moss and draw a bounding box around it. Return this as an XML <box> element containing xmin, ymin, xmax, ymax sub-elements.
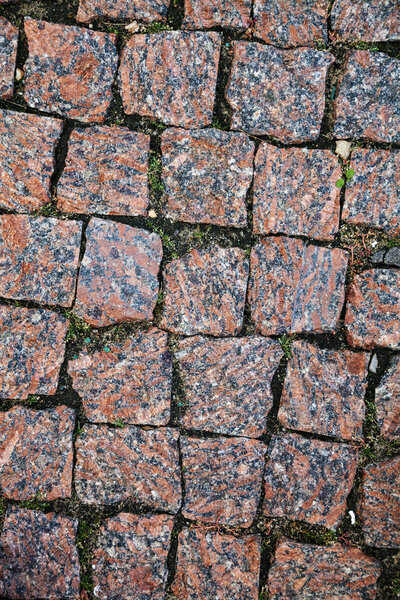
<box><xmin>140</xmin><ymin>21</ymin><xmax>172</xmax><ymax>34</ymax></box>
<box><xmin>279</xmin><ymin>335</ymin><xmax>293</xmax><ymax>359</ymax></box>
<box><xmin>63</xmin><ymin>311</ymin><xmax>93</xmax><ymax>343</ymax></box>
<box><xmin>148</xmin><ymin>151</ymin><xmax>165</xmax><ymax>196</ymax></box>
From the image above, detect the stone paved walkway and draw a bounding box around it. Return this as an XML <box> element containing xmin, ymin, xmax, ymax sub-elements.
<box><xmin>0</xmin><ymin>0</ymin><xmax>399</xmax><ymax>598</ymax></box>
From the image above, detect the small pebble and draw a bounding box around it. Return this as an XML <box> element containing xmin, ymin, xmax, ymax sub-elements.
<box><xmin>369</xmin><ymin>354</ymin><xmax>378</xmax><ymax>374</ymax></box>
<box><xmin>335</xmin><ymin>140</ymin><xmax>352</xmax><ymax>161</ymax></box>
<box><xmin>15</xmin><ymin>68</ymin><xmax>24</xmax><ymax>82</ymax></box>
<box><xmin>125</xmin><ymin>21</ymin><xmax>139</xmax><ymax>32</ymax></box>
<box><xmin>148</xmin><ymin>209</ymin><xmax>157</xmax><ymax>219</ymax></box>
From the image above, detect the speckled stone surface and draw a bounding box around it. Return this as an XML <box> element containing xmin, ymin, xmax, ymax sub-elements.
<box><xmin>0</xmin><ymin>17</ymin><xmax>17</xmax><ymax>99</ymax></box>
<box><xmin>248</xmin><ymin>237</ymin><xmax>348</xmax><ymax>335</ymax></box>
<box><xmin>375</xmin><ymin>357</ymin><xmax>400</xmax><ymax>440</ymax></box>
<box><xmin>268</xmin><ymin>538</ymin><xmax>382</xmax><ymax>600</ymax></box>
<box><xmin>181</xmin><ymin>436</ymin><xmax>266</xmax><ymax>527</ymax></box>
<box><xmin>172</xmin><ymin>528</ymin><xmax>261</xmax><ymax>600</ymax></box>
<box><xmin>162</xmin><ymin>128</ymin><xmax>254</xmax><ymax>228</ymax></box>
<box><xmin>68</xmin><ymin>328</ymin><xmax>172</xmax><ymax>425</ymax></box>
<box><xmin>77</xmin><ymin>0</ymin><xmax>169</xmax><ymax>23</ymax></box>
<box><xmin>120</xmin><ymin>31</ymin><xmax>221</xmax><ymax>127</ymax></box>
<box><xmin>253</xmin><ymin>145</ymin><xmax>341</xmax><ymax>239</ymax></box>
<box><xmin>331</xmin><ymin>0</ymin><xmax>400</xmax><ymax>42</ymax></box>
<box><xmin>360</xmin><ymin>456</ymin><xmax>400</xmax><ymax>548</ymax></box>
<box><xmin>345</xmin><ymin>269</ymin><xmax>400</xmax><ymax>349</ymax></box>
<box><xmin>342</xmin><ymin>149</ymin><xmax>400</xmax><ymax>236</ymax></box>
<box><xmin>0</xmin><ymin>306</ymin><xmax>67</xmax><ymax>400</ymax></box>
<box><xmin>57</xmin><ymin>126</ymin><xmax>150</xmax><ymax>216</ymax></box>
<box><xmin>75</xmin><ymin>425</ymin><xmax>181</xmax><ymax>511</ymax></box>
<box><xmin>226</xmin><ymin>43</ymin><xmax>334</xmax><ymax>141</ymax></box>
<box><xmin>0</xmin><ymin>108</ymin><xmax>62</xmax><ymax>213</ymax></box>
<box><xmin>263</xmin><ymin>433</ymin><xmax>358</xmax><ymax>528</ymax></box>
<box><xmin>176</xmin><ymin>336</ymin><xmax>283</xmax><ymax>437</ymax></box>
<box><xmin>334</xmin><ymin>50</ymin><xmax>400</xmax><ymax>143</ymax></box>
<box><xmin>23</xmin><ymin>18</ymin><xmax>118</xmax><ymax>122</ymax></box>
<box><xmin>0</xmin><ymin>214</ymin><xmax>82</xmax><ymax>307</ymax></box>
<box><xmin>75</xmin><ymin>218</ymin><xmax>162</xmax><ymax>327</ymax></box>
<box><xmin>0</xmin><ymin>507</ymin><xmax>80</xmax><ymax>599</ymax></box>
<box><xmin>0</xmin><ymin>405</ymin><xmax>75</xmax><ymax>501</ymax></box>
<box><xmin>183</xmin><ymin>0</ymin><xmax>251</xmax><ymax>29</ymax></box>
<box><xmin>278</xmin><ymin>341</ymin><xmax>368</xmax><ymax>440</ymax></box>
<box><xmin>92</xmin><ymin>513</ymin><xmax>174</xmax><ymax>600</ymax></box>
<box><xmin>160</xmin><ymin>246</ymin><xmax>249</xmax><ymax>336</ymax></box>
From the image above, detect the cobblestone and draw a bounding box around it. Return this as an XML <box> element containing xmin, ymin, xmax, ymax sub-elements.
<box><xmin>331</xmin><ymin>0</ymin><xmax>400</xmax><ymax>42</ymax></box>
<box><xmin>77</xmin><ymin>0</ymin><xmax>170</xmax><ymax>23</ymax></box>
<box><xmin>183</xmin><ymin>0</ymin><xmax>251</xmax><ymax>30</ymax></box>
<box><xmin>0</xmin><ymin>17</ymin><xmax>18</xmax><ymax>100</ymax></box>
<box><xmin>375</xmin><ymin>356</ymin><xmax>400</xmax><ymax>439</ymax></box>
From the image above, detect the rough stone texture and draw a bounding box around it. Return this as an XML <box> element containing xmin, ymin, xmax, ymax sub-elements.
<box><xmin>92</xmin><ymin>513</ymin><xmax>174</xmax><ymax>600</ymax></box>
<box><xmin>268</xmin><ymin>537</ymin><xmax>382</xmax><ymax>600</ymax></box>
<box><xmin>342</xmin><ymin>149</ymin><xmax>400</xmax><ymax>236</ymax></box>
<box><xmin>120</xmin><ymin>31</ymin><xmax>221</xmax><ymax>127</ymax></box>
<box><xmin>162</xmin><ymin>128</ymin><xmax>254</xmax><ymax>228</ymax></box>
<box><xmin>278</xmin><ymin>341</ymin><xmax>368</xmax><ymax>440</ymax></box>
<box><xmin>360</xmin><ymin>456</ymin><xmax>400</xmax><ymax>548</ymax></box>
<box><xmin>0</xmin><ymin>108</ymin><xmax>62</xmax><ymax>213</ymax></box>
<box><xmin>75</xmin><ymin>425</ymin><xmax>181</xmax><ymax>512</ymax></box>
<box><xmin>384</xmin><ymin>247</ymin><xmax>400</xmax><ymax>267</ymax></box>
<box><xmin>331</xmin><ymin>0</ymin><xmax>400</xmax><ymax>42</ymax></box>
<box><xmin>23</xmin><ymin>18</ymin><xmax>118</xmax><ymax>122</ymax></box>
<box><xmin>75</xmin><ymin>218</ymin><xmax>162</xmax><ymax>327</ymax></box>
<box><xmin>253</xmin><ymin>145</ymin><xmax>341</xmax><ymax>239</ymax></box>
<box><xmin>375</xmin><ymin>356</ymin><xmax>400</xmax><ymax>439</ymax></box>
<box><xmin>226</xmin><ymin>43</ymin><xmax>334</xmax><ymax>141</ymax></box>
<box><xmin>68</xmin><ymin>328</ymin><xmax>172</xmax><ymax>425</ymax></box>
<box><xmin>334</xmin><ymin>50</ymin><xmax>400</xmax><ymax>143</ymax></box>
<box><xmin>176</xmin><ymin>336</ymin><xmax>283</xmax><ymax>437</ymax></box>
<box><xmin>181</xmin><ymin>436</ymin><xmax>266</xmax><ymax>527</ymax></box>
<box><xmin>0</xmin><ymin>405</ymin><xmax>75</xmax><ymax>501</ymax></box>
<box><xmin>0</xmin><ymin>17</ymin><xmax>18</xmax><ymax>99</ymax></box>
<box><xmin>263</xmin><ymin>433</ymin><xmax>358</xmax><ymax>529</ymax></box>
<box><xmin>160</xmin><ymin>246</ymin><xmax>248</xmax><ymax>336</ymax></box>
<box><xmin>172</xmin><ymin>528</ymin><xmax>261</xmax><ymax>600</ymax></box>
<box><xmin>77</xmin><ymin>0</ymin><xmax>169</xmax><ymax>23</ymax></box>
<box><xmin>0</xmin><ymin>306</ymin><xmax>68</xmax><ymax>400</ymax></box>
<box><xmin>248</xmin><ymin>237</ymin><xmax>348</xmax><ymax>335</ymax></box>
<box><xmin>57</xmin><ymin>126</ymin><xmax>150</xmax><ymax>216</ymax></box>
<box><xmin>0</xmin><ymin>507</ymin><xmax>80</xmax><ymax>599</ymax></box>
<box><xmin>0</xmin><ymin>214</ymin><xmax>82</xmax><ymax>307</ymax></box>
<box><xmin>345</xmin><ymin>269</ymin><xmax>400</xmax><ymax>349</ymax></box>
<box><xmin>183</xmin><ymin>0</ymin><xmax>251</xmax><ymax>30</ymax></box>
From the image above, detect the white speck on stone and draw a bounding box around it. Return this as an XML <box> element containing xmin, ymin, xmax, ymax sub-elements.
<box><xmin>335</xmin><ymin>140</ymin><xmax>352</xmax><ymax>161</ymax></box>
<box><xmin>93</xmin><ymin>585</ymin><xmax>101</xmax><ymax>598</ymax></box>
<box><xmin>349</xmin><ymin>510</ymin><xmax>356</xmax><ymax>525</ymax></box>
<box><xmin>369</xmin><ymin>354</ymin><xmax>378</xmax><ymax>373</ymax></box>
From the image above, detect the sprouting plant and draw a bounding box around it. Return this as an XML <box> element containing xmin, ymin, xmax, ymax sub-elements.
<box><xmin>279</xmin><ymin>334</ymin><xmax>292</xmax><ymax>359</ymax></box>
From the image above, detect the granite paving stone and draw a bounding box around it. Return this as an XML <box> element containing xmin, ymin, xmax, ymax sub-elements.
<box><xmin>0</xmin><ymin>405</ymin><xmax>75</xmax><ymax>501</ymax></box>
<box><xmin>75</xmin><ymin>218</ymin><xmax>162</xmax><ymax>327</ymax></box>
<box><xmin>23</xmin><ymin>18</ymin><xmax>118</xmax><ymax>122</ymax></box>
<box><xmin>0</xmin><ymin>17</ymin><xmax>18</xmax><ymax>99</ymax></box>
<box><xmin>375</xmin><ymin>356</ymin><xmax>400</xmax><ymax>440</ymax></box>
<box><xmin>181</xmin><ymin>436</ymin><xmax>266</xmax><ymax>527</ymax></box>
<box><xmin>77</xmin><ymin>0</ymin><xmax>170</xmax><ymax>23</ymax></box>
<box><xmin>161</xmin><ymin>128</ymin><xmax>254</xmax><ymax>228</ymax></box>
<box><xmin>176</xmin><ymin>335</ymin><xmax>283</xmax><ymax>437</ymax></box>
<box><xmin>182</xmin><ymin>0</ymin><xmax>251</xmax><ymax>30</ymax></box>
<box><xmin>75</xmin><ymin>425</ymin><xmax>181</xmax><ymax>512</ymax></box>
<box><xmin>0</xmin><ymin>507</ymin><xmax>80</xmax><ymax>599</ymax></box>
<box><xmin>92</xmin><ymin>513</ymin><xmax>174</xmax><ymax>600</ymax></box>
<box><xmin>226</xmin><ymin>42</ymin><xmax>334</xmax><ymax>141</ymax></box>
<box><xmin>334</xmin><ymin>50</ymin><xmax>400</xmax><ymax>143</ymax></box>
<box><xmin>120</xmin><ymin>31</ymin><xmax>221</xmax><ymax>127</ymax></box>
<box><xmin>263</xmin><ymin>433</ymin><xmax>358</xmax><ymax>529</ymax></box>
<box><xmin>68</xmin><ymin>328</ymin><xmax>172</xmax><ymax>425</ymax></box>
<box><xmin>253</xmin><ymin>145</ymin><xmax>341</xmax><ymax>239</ymax></box>
<box><xmin>331</xmin><ymin>0</ymin><xmax>400</xmax><ymax>42</ymax></box>
<box><xmin>57</xmin><ymin>126</ymin><xmax>150</xmax><ymax>216</ymax></box>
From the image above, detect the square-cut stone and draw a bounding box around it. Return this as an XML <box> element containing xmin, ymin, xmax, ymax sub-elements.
<box><xmin>77</xmin><ymin>0</ymin><xmax>169</xmax><ymax>23</ymax></box>
<box><xmin>375</xmin><ymin>356</ymin><xmax>400</xmax><ymax>440</ymax></box>
<box><xmin>23</xmin><ymin>18</ymin><xmax>118</xmax><ymax>122</ymax></box>
<box><xmin>57</xmin><ymin>126</ymin><xmax>150</xmax><ymax>216</ymax></box>
<box><xmin>331</xmin><ymin>0</ymin><xmax>400</xmax><ymax>42</ymax></box>
<box><xmin>75</xmin><ymin>218</ymin><xmax>162</xmax><ymax>327</ymax></box>
<box><xmin>0</xmin><ymin>17</ymin><xmax>18</xmax><ymax>99</ymax></box>
<box><xmin>176</xmin><ymin>336</ymin><xmax>283</xmax><ymax>437</ymax></box>
<box><xmin>0</xmin><ymin>214</ymin><xmax>82</xmax><ymax>307</ymax></box>
<box><xmin>119</xmin><ymin>31</ymin><xmax>221</xmax><ymax>127</ymax></box>
<box><xmin>226</xmin><ymin>42</ymin><xmax>334</xmax><ymax>141</ymax></box>
<box><xmin>183</xmin><ymin>0</ymin><xmax>251</xmax><ymax>29</ymax></box>
<box><xmin>162</xmin><ymin>128</ymin><xmax>254</xmax><ymax>228</ymax></box>
<box><xmin>0</xmin><ymin>405</ymin><xmax>75</xmax><ymax>501</ymax></box>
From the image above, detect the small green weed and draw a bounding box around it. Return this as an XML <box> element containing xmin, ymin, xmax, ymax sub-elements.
<box><xmin>139</xmin><ymin>21</ymin><xmax>172</xmax><ymax>34</ymax></box>
<box><xmin>113</xmin><ymin>418</ymin><xmax>125</xmax><ymax>428</ymax></box>
<box><xmin>150</xmin><ymin>225</ymin><xmax>178</xmax><ymax>257</ymax></box>
<box><xmin>279</xmin><ymin>335</ymin><xmax>292</xmax><ymax>359</ymax></box>
<box><xmin>63</xmin><ymin>311</ymin><xmax>93</xmax><ymax>342</ymax></box>
<box><xmin>148</xmin><ymin>151</ymin><xmax>165</xmax><ymax>196</ymax></box>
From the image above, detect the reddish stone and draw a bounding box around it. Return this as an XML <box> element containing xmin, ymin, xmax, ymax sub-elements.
<box><xmin>160</xmin><ymin>246</ymin><xmax>249</xmax><ymax>336</ymax></box>
<box><xmin>77</xmin><ymin>0</ymin><xmax>169</xmax><ymax>23</ymax></box>
<box><xmin>0</xmin><ymin>17</ymin><xmax>18</xmax><ymax>99</ymax></box>
<box><xmin>183</xmin><ymin>0</ymin><xmax>251</xmax><ymax>29</ymax></box>
<box><xmin>57</xmin><ymin>126</ymin><xmax>150</xmax><ymax>216</ymax></box>
<box><xmin>278</xmin><ymin>341</ymin><xmax>368</xmax><ymax>440</ymax></box>
<box><xmin>226</xmin><ymin>43</ymin><xmax>334</xmax><ymax>141</ymax></box>
<box><xmin>375</xmin><ymin>357</ymin><xmax>400</xmax><ymax>440</ymax></box>
<box><xmin>162</xmin><ymin>128</ymin><xmax>254</xmax><ymax>228</ymax></box>
<box><xmin>248</xmin><ymin>237</ymin><xmax>348</xmax><ymax>335</ymax></box>
<box><xmin>75</xmin><ymin>218</ymin><xmax>162</xmax><ymax>327</ymax></box>
<box><xmin>176</xmin><ymin>336</ymin><xmax>283</xmax><ymax>437</ymax></box>
<box><xmin>120</xmin><ymin>31</ymin><xmax>221</xmax><ymax>127</ymax></box>
<box><xmin>332</xmin><ymin>0</ymin><xmax>400</xmax><ymax>42</ymax></box>
<box><xmin>172</xmin><ymin>528</ymin><xmax>261</xmax><ymax>600</ymax></box>
<box><xmin>263</xmin><ymin>433</ymin><xmax>358</xmax><ymax>529</ymax></box>
<box><xmin>93</xmin><ymin>513</ymin><xmax>174</xmax><ymax>600</ymax></box>
<box><xmin>0</xmin><ymin>507</ymin><xmax>80</xmax><ymax>599</ymax></box>
<box><xmin>345</xmin><ymin>269</ymin><xmax>400</xmax><ymax>349</ymax></box>
<box><xmin>23</xmin><ymin>18</ymin><xmax>118</xmax><ymax>123</ymax></box>
<box><xmin>181</xmin><ymin>436</ymin><xmax>266</xmax><ymax>527</ymax></box>
<box><xmin>0</xmin><ymin>108</ymin><xmax>62</xmax><ymax>213</ymax></box>
<box><xmin>0</xmin><ymin>214</ymin><xmax>82</xmax><ymax>307</ymax></box>
<box><xmin>0</xmin><ymin>405</ymin><xmax>75</xmax><ymax>501</ymax></box>
<box><xmin>0</xmin><ymin>306</ymin><xmax>67</xmax><ymax>400</ymax></box>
